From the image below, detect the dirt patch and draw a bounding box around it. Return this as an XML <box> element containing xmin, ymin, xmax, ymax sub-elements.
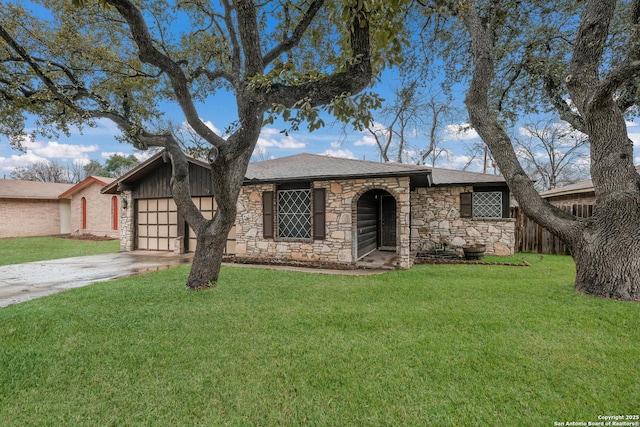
<box><xmin>413</xmin><ymin>254</ymin><xmax>530</xmax><ymax>267</ymax></box>
<box><xmin>222</xmin><ymin>255</ymin><xmax>360</xmax><ymax>270</ymax></box>
<box><xmin>60</xmin><ymin>234</ymin><xmax>118</xmax><ymax>242</ymax></box>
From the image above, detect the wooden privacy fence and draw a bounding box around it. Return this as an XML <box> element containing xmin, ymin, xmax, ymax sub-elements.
<box><xmin>511</xmin><ymin>204</ymin><xmax>594</xmax><ymax>255</ymax></box>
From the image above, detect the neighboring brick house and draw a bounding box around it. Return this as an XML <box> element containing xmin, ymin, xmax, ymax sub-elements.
<box><xmin>104</xmin><ymin>151</ymin><xmax>515</xmax><ymax>269</ymax></box>
<box><xmin>58</xmin><ymin>176</ymin><xmax>118</xmax><ymax>238</ymax></box>
<box><xmin>0</xmin><ymin>179</ymin><xmax>73</xmax><ymax>238</ymax></box>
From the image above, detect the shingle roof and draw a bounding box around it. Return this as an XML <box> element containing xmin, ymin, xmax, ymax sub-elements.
<box><xmin>244</xmin><ymin>153</ymin><xmax>431</xmax><ymax>182</ymax></box>
<box><xmin>429</xmin><ymin>167</ymin><xmax>506</xmax><ymax>185</ymax></box>
<box><xmin>245</xmin><ymin>153</ymin><xmax>507</xmax><ymax>185</ymax></box>
<box><xmin>0</xmin><ymin>179</ymin><xmax>74</xmax><ymax>200</ymax></box>
<box><xmin>58</xmin><ymin>176</ymin><xmax>116</xmax><ymax>199</ymax></box>
<box><xmin>541</xmin><ymin>165</ymin><xmax>640</xmax><ymax>198</ymax></box>
<box><xmin>103</xmin><ymin>150</ymin><xmax>507</xmax><ymax>192</ymax></box>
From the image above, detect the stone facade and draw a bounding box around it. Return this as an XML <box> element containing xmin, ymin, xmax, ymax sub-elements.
<box><xmin>119</xmin><ymin>190</ymin><xmax>135</xmax><ymax>252</ymax></box>
<box><xmin>116</xmin><ymin>177</ymin><xmax>514</xmax><ymax>264</ymax></box>
<box><xmin>410</xmin><ymin>186</ymin><xmax>515</xmax><ymax>256</ymax></box>
<box><xmin>235</xmin><ymin>177</ymin><xmax>413</xmax><ymax>268</ymax></box>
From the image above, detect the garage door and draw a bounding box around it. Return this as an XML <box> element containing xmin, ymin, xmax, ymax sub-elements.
<box><xmin>137</xmin><ymin>197</ymin><xmax>235</xmax><ymax>253</ymax></box>
<box><xmin>136</xmin><ymin>198</ymin><xmax>178</xmax><ymax>251</ymax></box>
<box><xmin>187</xmin><ymin>197</ymin><xmax>236</xmax><ymax>254</ymax></box>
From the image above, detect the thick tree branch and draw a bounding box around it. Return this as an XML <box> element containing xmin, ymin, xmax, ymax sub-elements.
<box><xmin>235</xmin><ymin>0</ymin><xmax>263</xmax><ymax>76</ymax></box>
<box><xmin>460</xmin><ymin>0</ymin><xmax>577</xmax><ymax>240</ymax></box>
<box><xmin>594</xmin><ymin>0</ymin><xmax>640</xmax><ymax>110</ymax></box>
<box><xmin>263</xmin><ymin>0</ymin><xmax>325</xmax><ymax>66</ymax></box>
<box><xmin>104</xmin><ymin>0</ymin><xmax>226</xmax><ymax>148</ymax></box>
<box><xmin>566</xmin><ymin>0</ymin><xmax>615</xmax><ymax>113</ymax></box>
<box><xmin>541</xmin><ymin>74</ymin><xmax>587</xmax><ymax>133</ymax></box>
<box><xmin>263</xmin><ymin>7</ymin><xmax>372</xmax><ymax>108</ymax></box>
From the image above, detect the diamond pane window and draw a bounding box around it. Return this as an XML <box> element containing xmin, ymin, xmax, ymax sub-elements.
<box><xmin>472</xmin><ymin>191</ymin><xmax>502</xmax><ymax>218</ymax></box>
<box><xmin>277</xmin><ymin>189</ymin><xmax>312</xmax><ymax>239</ymax></box>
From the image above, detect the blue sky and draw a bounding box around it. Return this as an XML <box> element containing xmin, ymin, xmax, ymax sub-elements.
<box><xmin>0</xmin><ymin>71</ymin><xmax>492</xmax><ymax>176</ymax></box>
<box><xmin>2</xmin><ymin>2</ymin><xmax>640</xmax><ymax>179</ymax></box>
<box><xmin>3</xmin><ymin>70</ymin><xmax>640</xmax><ymax>178</ymax></box>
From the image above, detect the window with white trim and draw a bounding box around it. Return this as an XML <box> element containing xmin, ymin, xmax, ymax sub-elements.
<box><xmin>277</xmin><ymin>189</ymin><xmax>311</xmax><ymax>239</ymax></box>
<box><xmin>472</xmin><ymin>191</ymin><xmax>503</xmax><ymax>218</ymax></box>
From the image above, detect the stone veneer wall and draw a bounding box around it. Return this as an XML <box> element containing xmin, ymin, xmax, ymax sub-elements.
<box><xmin>119</xmin><ymin>190</ymin><xmax>135</xmax><ymax>252</ymax></box>
<box><xmin>235</xmin><ymin>177</ymin><xmax>412</xmax><ymax>268</ymax></box>
<box><xmin>410</xmin><ymin>186</ymin><xmax>515</xmax><ymax>256</ymax></box>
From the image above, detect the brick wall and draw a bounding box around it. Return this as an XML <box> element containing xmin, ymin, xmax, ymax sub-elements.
<box><xmin>70</xmin><ymin>182</ymin><xmax>119</xmax><ymax>238</ymax></box>
<box><xmin>0</xmin><ymin>198</ymin><xmax>64</xmax><ymax>238</ymax></box>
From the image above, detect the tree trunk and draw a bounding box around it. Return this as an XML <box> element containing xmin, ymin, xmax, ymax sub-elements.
<box><xmin>572</xmin><ymin>200</ymin><xmax>640</xmax><ymax>300</ymax></box>
<box><xmin>460</xmin><ymin>0</ymin><xmax>640</xmax><ymax>302</ymax></box>
<box><xmin>185</xmin><ymin>210</ymin><xmax>236</xmax><ymax>290</ymax></box>
<box><xmin>184</xmin><ymin>148</ymin><xmax>254</xmax><ymax>289</ymax></box>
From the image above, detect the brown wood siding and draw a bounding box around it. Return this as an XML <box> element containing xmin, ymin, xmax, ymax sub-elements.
<box><xmin>133</xmin><ymin>161</ymin><xmax>212</xmax><ymax>199</ymax></box>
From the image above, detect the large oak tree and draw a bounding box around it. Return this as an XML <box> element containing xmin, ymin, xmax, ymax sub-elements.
<box><xmin>0</xmin><ymin>0</ymin><xmax>398</xmax><ymax>288</ymax></box>
<box><xmin>422</xmin><ymin>0</ymin><xmax>640</xmax><ymax>301</ymax></box>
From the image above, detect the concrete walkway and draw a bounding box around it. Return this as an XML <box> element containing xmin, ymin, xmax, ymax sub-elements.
<box><xmin>0</xmin><ymin>252</ymin><xmax>389</xmax><ymax>309</ymax></box>
<box><xmin>0</xmin><ymin>252</ymin><xmax>192</xmax><ymax>308</ymax></box>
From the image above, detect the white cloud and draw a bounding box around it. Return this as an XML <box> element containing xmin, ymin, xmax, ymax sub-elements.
<box><xmin>257</xmin><ymin>127</ymin><xmax>306</xmax><ymax>150</ymax></box>
<box><xmin>628</xmin><ymin>133</ymin><xmax>640</xmax><ymax>147</ymax></box>
<box><xmin>101</xmin><ymin>151</ymin><xmax>128</xmax><ymax>159</ymax></box>
<box><xmin>353</xmin><ymin>133</ymin><xmax>378</xmax><ymax>146</ymax></box>
<box><xmin>202</xmin><ymin>120</ymin><xmax>222</xmax><ymax>134</ymax></box>
<box><xmin>0</xmin><ymin>151</ymin><xmax>47</xmax><ymax>174</ymax></box>
<box><xmin>0</xmin><ymin>135</ymin><xmax>100</xmax><ymax>174</ymax></box>
<box><xmin>100</xmin><ymin>148</ymin><xmax>160</xmax><ymax>163</ymax></box>
<box><xmin>444</xmin><ymin>123</ymin><xmax>480</xmax><ymax>141</ymax></box>
<box><xmin>353</xmin><ymin>122</ymin><xmax>387</xmax><ymax>146</ymax></box>
<box><xmin>18</xmin><ymin>135</ymin><xmax>99</xmax><ymax>159</ymax></box>
<box><xmin>321</xmin><ymin>149</ymin><xmax>356</xmax><ymax>159</ymax></box>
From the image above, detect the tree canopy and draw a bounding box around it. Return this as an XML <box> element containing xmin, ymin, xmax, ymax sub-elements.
<box><xmin>1</xmin><ymin>0</ymin><xmax>406</xmax><ymax>288</ymax></box>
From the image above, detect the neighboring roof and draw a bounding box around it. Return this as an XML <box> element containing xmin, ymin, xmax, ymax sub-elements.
<box><xmin>58</xmin><ymin>176</ymin><xmax>116</xmax><ymax>199</ymax></box>
<box><xmin>541</xmin><ymin>165</ymin><xmax>640</xmax><ymax>199</ymax></box>
<box><xmin>244</xmin><ymin>153</ymin><xmax>431</xmax><ymax>183</ymax></box>
<box><xmin>0</xmin><ymin>179</ymin><xmax>74</xmax><ymax>200</ymax></box>
<box><xmin>540</xmin><ymin>180</ymin><xmax>595</xmax><ymax>199</ymax></box>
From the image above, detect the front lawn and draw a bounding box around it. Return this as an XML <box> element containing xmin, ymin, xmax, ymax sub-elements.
<box><xmin>0</xmin><ymin>236</ymin><xmax>119</xmax><ymax>265</ymax></box>
<box><xmin>1</xmin><ymin>254</ymin><xmax>637</xmax><ymax>426</ymax></box>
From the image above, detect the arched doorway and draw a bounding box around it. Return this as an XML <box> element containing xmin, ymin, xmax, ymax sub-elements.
<box><xmin>356</xmin><ymin>189</ymin><xmax>397</xmax><ymax>259</ymax></box>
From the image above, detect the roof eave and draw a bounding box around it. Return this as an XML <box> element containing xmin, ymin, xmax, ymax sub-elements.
<box><xmin>243</xmin><ymin>170</ymin><xmax>429</xmax><ymax>185</ymax></box>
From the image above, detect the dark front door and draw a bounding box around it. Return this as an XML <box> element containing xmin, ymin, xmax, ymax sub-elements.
<box><xmin>379</xmin><ymin>194</ymin><xmax>397</xmax><ymax>249</ymax></box>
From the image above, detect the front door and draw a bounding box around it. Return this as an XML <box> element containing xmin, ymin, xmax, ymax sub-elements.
<box><xmin>379</xmin><ymin>194</ymin><xmax>396</xmax><ymax>249</ymax></box>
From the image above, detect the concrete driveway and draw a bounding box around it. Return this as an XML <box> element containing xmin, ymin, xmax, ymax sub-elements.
<box><xmin>0</xmin><ymin>252</ymin><xmax>192</xmax><ymax>308</ymax></box>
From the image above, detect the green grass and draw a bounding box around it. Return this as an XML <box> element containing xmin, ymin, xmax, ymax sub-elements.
<box><xmin>1</xmin><ymin>254</ymin><xmax>638</xmax><ymax>426</ymax></box>
<box><xmin>0</xmin><ymin>236</ymin><xmax>119</xmax><ymax>265</ymax></box>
